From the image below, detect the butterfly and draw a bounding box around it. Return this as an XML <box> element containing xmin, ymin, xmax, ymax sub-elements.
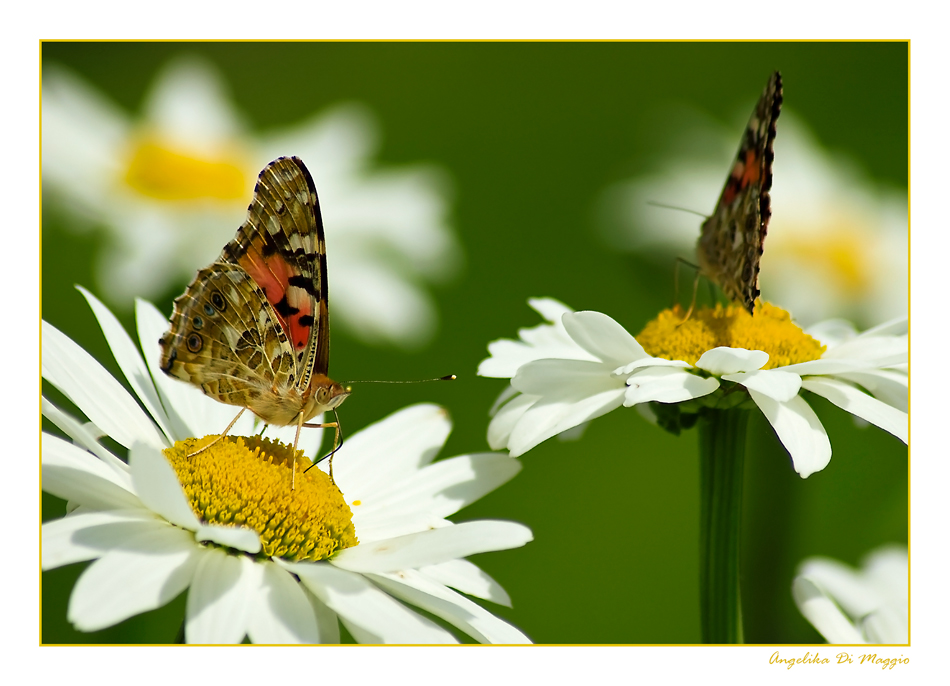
<box><xmin>696</xmin><ymin>71</ymin><xmax>783</xmax><ymax>315</ymax></box>
<box><xmin>159</xmin><ymin>156</ymin><xmax>350</xmax><ymax>481</ymax></box>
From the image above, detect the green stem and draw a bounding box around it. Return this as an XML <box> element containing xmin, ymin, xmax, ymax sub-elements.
<box><xmin>698</xmin><ymin>408</ymin><xmax>749</xmax><ymax>644</ymax></box>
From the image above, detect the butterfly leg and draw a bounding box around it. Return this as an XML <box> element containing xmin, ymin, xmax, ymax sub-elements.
<box><xmin>302</xmin><ymin>417</ymin><xmax>343</xmax><ymax>486</ymax></box>
<box><xmin>678</xmin><ymin>269</ymin><xmax>702</xmax><ymax>325</ymax></box>
<box><xmin>186</xmin><ymin>408</ymin><xmax>246</xmax><ymax>457</ymax></box>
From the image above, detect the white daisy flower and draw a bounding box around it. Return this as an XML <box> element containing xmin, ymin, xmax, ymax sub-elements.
<box><xmin>42</xmin><ymin>55</ymin><xmax>460</xmax><ymax>349</ymax></box>
<box><xmin>479</xmin><ymin>298</ymin><xmax>907</xmax><ymax>478</ymax></box>
<box><xmin>42</xmin><ymin>290</ymin><xmax>531</xmax><ymax>644</ymax></box>
<box><xmin>793</xmin><ymin>545</ymin><xmax>907</xmax><ymax>644</ymax></box>
<box><xmin>597</xmin><ymin>111</ymin><xmax>907</xmax><ymax>328</ymax></box>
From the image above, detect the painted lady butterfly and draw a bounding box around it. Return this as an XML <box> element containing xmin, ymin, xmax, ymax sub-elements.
<box><xmin>159</xmin><ymin>156</ymin><xmax>349</xmax><ymax>475</ymax></box>
<box><xmin>697</xmin><ymin>71</ymin><xmax>783</xmax><ymax>315</ymax></box>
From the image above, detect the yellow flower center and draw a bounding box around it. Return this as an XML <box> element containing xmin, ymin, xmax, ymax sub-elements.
<box><xmin>636</xmin><ymin>302</ymin><xmax>825</xmax><ymax>370</ymax></box>
<box><xmin>164</xmin><ymin>436</ymin><xmax>358</xmax><ymax>562</ymax></box>
<box><xmin>123</xmin><ymin>136</ymin><xmax>248</xmax><ymax>202</ymax></box>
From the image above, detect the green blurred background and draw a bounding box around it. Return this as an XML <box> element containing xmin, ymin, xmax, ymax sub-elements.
<box><xmin>41</xmin><ymin>42</ymin><xmax>908</xmax><ymax>644</ymax></box>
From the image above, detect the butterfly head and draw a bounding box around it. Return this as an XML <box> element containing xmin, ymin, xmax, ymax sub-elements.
<box><xmin>310</xmin><ymin>376</ymin><xmax>351</xmax><ymax>416</ymax></box>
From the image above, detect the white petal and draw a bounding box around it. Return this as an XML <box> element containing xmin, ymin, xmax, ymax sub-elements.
<box><xmin>723</xmin><ymin>369</ymin><xmax>802</xmax><ymax>402</ymax></box>
<box><xmin>285</xmin><ymin>561</ymin><xmax>457</xmax><ymax>643</ymax></box>
<box><xmin>352</xmin><ymin>454</ymin><xmax>521</xmax><ymax>542</ymax></box>
<box><xmin>42</xmin><ymin>320</ymin><xmax>167</xmax><ymax>450</ymax></box>
<box><xmin>614</xmin><ymin>356</ymin><xmax>691</xmax><ymax>375</ymax></box>
<box><xmin>42</xmin><ymin>433</ymin><xmax>139</xmax><ymax>510</ymax></box>
<box><xmin>419</xmin><ymin>559</ymin><xmax>512</xmax><ymax>607</ymax></box>
<box><xmin>128</xmin><ymin>442</ymin><xmax>201</xmax><ymax>531</ymax></box>
<box><xmin>802</xmin><ymin>377</ymin><xmax>908</xmax><ymax>443</ymax></box>
<box><xmin>836</xmin><ymin>369</ymin><xmax>907</xmax><ymax>413</ymax></box>
<box><xmin>332</xmin><ymin>404</ymin><xmax>450</xmax><ymax>497</ymax></box>
<box><xmin>797</xmin><ymin>557</ymin><xmax>873</xmax><ymax>617</ymax></box>
<box><xmin>780</xmin><ymin>358</ymin><xmax>873</xmax><ymax>376</ymax></box>
<box><xmin>332</xmin><ymin>520</ymin><xmax>532</xmax><ymax>573</ymax></box>
<box><xmin>42</xmin><ymin>397</ymin><xmax>129</xmax><ymax>473</ymax></box>
<box><xmin>185</xmin><ymin>549</ymin><xmax>257</xmax><ymax>644</ymax></box>
<box><xmin>792</xmin><ymin>577</ymin><xmax>866</xmax><ymax>644</ymax></box>
<box><xmin>42</xmin><ymin>509</ymin><xmax>164</xmax><ymax>570</ymax></box>
<box><xmin>696</xmin><ymin>347</ymin><xmax>769</xmax><ymax>375</ymax></box>
<box><xmin>861</xmin><ymin>607</ymin><xmax>907</xmax><ymax>644</ymax></box>
<box><xmin>527</xmin><ymin>297</ymin><xmax>573</xmax><ymax>323</ymax></box>
<box><xmin>370</xmin><ymin>570</ymin><xmax>531</xmax><ymax>644</ymax></box>
<box><xmin>747</xmin><ymin>390</ymin><xmax>831</xmax><ymax>478</ymax></box>
<box><xmin>487</xmin><ymin>393</ymin><xmax>537</xmax><ymax>451</ymax></box>
<box><xmin>806</xmin><ymin>319</ymin><xmax>858</xmax><ymax>348</ymax></box>
<box><xmin>511</xmin><ymin>358</ymin><xmax>619</xmax><ymax>396</ymax></box>
<box><xmin>824</xmin><ymin>334</ymin><xmax>907</xmax><ymax>366</ymax></box>
<box><xmin>67</xmin><ymin>524</ymin><xmax>200</xmax><ymax>632</ymax></box>
<box><xmin>508</xmin><ymin>387</ymin><xmax>626</xmax><ymax>456</ymax></box>
<box><xmin>488</xmin><ymin>384</ymin><xmax>520</xmax><ymax>416</ymax></box>
<box><xmin>562</xmin><ymin>311</ymin><xmax>647</xmax><ymax>365</ymax></box>
<box><xmin>305</xmin><ymin>590</ymin><xmax>341</xmax><ymax>643</ymax></box>
<box><xmin>857</xmin><ymin>315</ymin><xmax>907</xmax><ymax>339</ymax></box>
<box><xmin>78</xmin><ymin>287</ymin><xmax>175</xmax><ymax>440</ymax></box>
<box><xmin>624</xmin><ymin>367</ymin><xmax>719</xmax><ymax>405</ymax></box>
<box><xmin>195</xmin><ymin>525</ymin><xmax>262</xmax><ymax>555</ymax></box>
<box><xmin>246</xmin><ymin>562</ymin><xmax>320</xmax><ymax>644</ymax></box>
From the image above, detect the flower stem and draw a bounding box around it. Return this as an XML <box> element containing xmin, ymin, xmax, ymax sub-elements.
<box><xmin>697</xmin><ymin>408</ymin><xmax>749</xmax><ymax>644</ymax></box>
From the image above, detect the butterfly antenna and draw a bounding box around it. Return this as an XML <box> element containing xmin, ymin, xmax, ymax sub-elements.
<box><xmin>341</xmin><ymin>374</ymin><xmax>457</xmax><ymax>384</ymax></box>
<box><xmin>673</xmin><ymin>257</ymin><xmax>703</xmax><ymax>325</ymax></box>
<box><xmin>646</xmin><ymin>200</ymin><xmax>709</xmax><ymax>218</ymax></box>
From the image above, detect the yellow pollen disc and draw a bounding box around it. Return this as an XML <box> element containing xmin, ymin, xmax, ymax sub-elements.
<box><xmin>123</xmin><ymin>137</ymin><xmax>248</xmax><ymax>202</ymax></box>
<box><xmin>164</xmin><ymin>436</ymin><xmax>358</xmax><ymax>562</ymax></box>
<box><xmin>636</xmin><ymin>302</ymin><xmax>826</xmax><ymax>370</ymax></box>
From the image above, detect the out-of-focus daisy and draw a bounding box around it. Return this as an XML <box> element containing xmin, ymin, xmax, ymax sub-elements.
<box><xmin>479</xmin><ymin>298</ymin><xmax>906</xmax><ymax>478</ymax></box>
<box><xmin>597</xmin><ymin>111</ymin><xmax>907</xmax><ymax>328</ymax></box>
<box><xmin>793</xmin><ymin>545</ymin><xmax>907</xmax><ymax>644</ymax></box>
<box><xmin>42</xmin><ymin>290</ymin><xmax>531</xmax><ymax>644</ymax></box>
<box><xmin>42</xmin><ymin>56</ymin><xmax>460</xmax><ymax>348</ymax></box>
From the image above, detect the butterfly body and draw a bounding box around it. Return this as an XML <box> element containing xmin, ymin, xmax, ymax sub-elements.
<box><xmin>160</xmin><ymin>156</ymin><xmax>350</xmax><ymax>429</ymax></box>
<box><xmin>697</xmin><ymin>71</ymin><xmax>783</xmax><ymax>315</ymax></box>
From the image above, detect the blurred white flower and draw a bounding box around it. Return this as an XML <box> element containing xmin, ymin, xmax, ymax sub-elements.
<box><xmin>42</xmin><ymin>55</ymin><xmax>460</xmax><ymax>349</ymax></box>
<box><xmin>793</xmin><ymin>545</ymin><xmax>907</xmax><ymax>644</ymax></box>
<box><xmin>597</xmin><ymin>109</ymin><xmax>907</xmax><ymax>328</ymax></box>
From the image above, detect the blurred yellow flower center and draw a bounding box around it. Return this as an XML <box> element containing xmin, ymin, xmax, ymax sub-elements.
<box><xmin>164</xmin><ymin>436</ymin><xmax>358</xmax><ymax>562</ymax></box>
<box><xmin>123</xmin><ymin>137</ymin><xmax>247</xmax><ymax>201</ymax></box>
<box><xmin>777</xmin><ymin>221</ymin><xmax>871</xmax><ymax>295</ymax></box>
<box><xmin>637</xmin><ymin>302</ymin><xmax>825</xmax><ymax>370</ymax></box>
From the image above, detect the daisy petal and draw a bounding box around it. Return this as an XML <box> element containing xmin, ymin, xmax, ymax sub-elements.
<box><xmin>42</xmin><ymin>320</ymin><xmax>167</xmax><ymax>450</ymax></box>
<box><xmin>512</xmin><ymin>359</ymin><xmax>621</xmax><ymax>396</ymax></box>
<box><xmin>836</xmin><ymin>369</ymin><xmax>908</xmax><ymax>413</ymax></box>
<box><xmin>195</xmin><ymin>524</ymin><xmax>262</xmax><ymax>555</ymax></box>
<box><xmin>723</xmin><ymin>369</ymin><xmax>802</xmax><ymax>402</ymax></box>
<box><xmin>286</xmin><ymin>561</ymin><xmax>457</xmax><ymax>643</ymax></box>
<box><xmin>419</xmin><ymin>559</ymin><xmax>512</xmax><ymax>607</ymax></box>
<box><xmin>305</xmin><ymin>591</ymin><xmax>341</xmax><ymax>643</ymax></box>
<box><xmin>696</xmin><ymin>347</ymin><xmax>769</xmax><ymax>375</ymax></box>
<box><xmin>507</xmin><ymin>388</ymin><xmax>626</xmax><ymax>456</ymax></box>
<box><xmin>747</xmin><ymin>390</ymin><xmax>831</xmax><ymax>478</ymax></box>
<box><xmin>487</xmin><ymin>393</ymin><xmax>537</xmax><ymax>451</ymax></box>
<box><xmin>792</xmin><ymin>577</ymin><xmax>866</xmax><ymax>644</ymax></box>
<box><xmin>562</xmin><ymin>311</ymin><xmax>647</xmax><ymax>364</ymax></box>
<box><xmin>332</xmin><ymin>404</ymin><xmax>451</xmax><ymax>496</ymax></box>
<box><xmin>527</xmin><ymin>296</ymin><xmax>573</xmax><ymax>322</ymax></box>
<box><xmin>246</xmin><ymin>562</ymin><xmax>320</xmax><ymax>644</ymax></box>
<box><xmin>370</xmin><ymin>570</ymin><xmax>531</xmax><ymax>643</ymax></box>
<box><xmin>42</xmin><ymin>510</ymin><xmax>162</xmax><ymax>570</ymax></box>
<box><xmin>186</xmin><ymin>549</ymin><xmax>258</xmax><ymax>644</ymax></box>
<box><xmin>331</xmin><ymin>520</ymin><xmax>533</xmax><ymax>573</ymax></box>
<box><xmin>42</xmin><ymin>397</ymin><xmax>129</xmax><ymax>473</ymax></box>
<box><xmin>352</xmin><ymin>454</ymin><xmax>522</xmax><ymax>541</ymax></box>
<box><xmin>802</xmin><ymin>377</ymin><xmax>908</xmax><ymax>443</ymax></box>
<box><xmin>68</xmin><ymin>525</ymin><xmax>199</xmax><ymax>632</ymax></box>
<box><xmin>42</xmin><ymin>433</ymin><xmax>138</xmax><ymax>510</ymax></box>
<box><xmin>624</xmin><ymin>367</ymin><xmax>719</xmax><ymax>405</ymax></box>
<box><xmin>129</xmin><ymin>442</ymin><xmax>201</xmax><ymax>531</ymax></box>
<box><xmin>78</xmin><ymin>286</ymin><xmax>175</xmax><ymax>439</ymax></box>
<box><xmin>862</xmin><ymin>607</ymin><xmax>907</xmax><ymax>644</ymax></box>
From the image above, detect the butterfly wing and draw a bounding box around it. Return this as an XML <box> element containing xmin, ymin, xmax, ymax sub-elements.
<box><xmin>219</xmin><ymin>156</ymin><xmax>330</xmax><ymax>389</ymax></box>
<box><xmin>160</xmin><ymin>156</ymin><xmax>335</xmax><ymax>426</ymax></box>
<box><xmin>697</xmin><ymin>71</ymin><xmax>783</xmax><ymax>315</ymax></box>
